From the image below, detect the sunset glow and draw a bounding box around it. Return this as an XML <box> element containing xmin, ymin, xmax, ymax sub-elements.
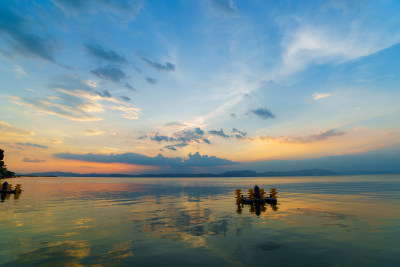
<box><xmin>1</xmin><ymin>1</ymin><xmax>399</xmax><ymax>174</ymax></box>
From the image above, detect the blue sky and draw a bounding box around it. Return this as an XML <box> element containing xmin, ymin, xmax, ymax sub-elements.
<box><xmin>1</xmin><ymin>0</ymin><xmax>400</xmax><ymax>174</ymax></box>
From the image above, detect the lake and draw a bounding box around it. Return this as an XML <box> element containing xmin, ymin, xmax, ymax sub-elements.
<box><xmin>1</xmin><ymin>175</ymin><xmax>400</xmax><ymax>266</ymax></box>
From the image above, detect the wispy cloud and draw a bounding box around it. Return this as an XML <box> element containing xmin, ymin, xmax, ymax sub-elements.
<box><xmin>16</xmin><ymin>142</ymin><xmax>48</xmax><ymax>149</ymax></box>
<box><xmin>84</xmin><ymin>43</ymin><xmax>127</xmax><ymax>63</ymax></box>
<box><xmin>279</xmin><ymin>17</ymin><xmax>400</xmax><ymax>78</ymax></box>
<box><xmin>208</xmin><ymin>0</ymin><xmax>238</xmax><ymax>17</ymax></box>
<box><xmin>53</xmin><ymin>0</ymin><xmax>144</xmax><ymax>20</ymax></box>
<box><xmin>23</xmin><ymin>157</ymin><xmax>46</xmax><ymax>163</ymax></box>
<box><xmin>91</xmin><ymin>65</ymin><xmax>126</xmax><ymax>82</ymax></box>
<box><xmin>146</xmin><ymin>77</ymin><xmax>157</xmax><ymax>84</ymax></box>
<box><xmin>0</xmin><ymin>121</ymin><xmax>34</xmax><ymax>136</ymax></box>
<box><xmin>84</xmin><ymin>130</ymin><xmax>105</xmax><ymax>136</ymax></box>
<box><xmin>313</xmin><ymin>93</ymin><xmax>331</xmax><ymax>100</ymax></box>
<box><xmin>137</xmin><ymin>54</ymin><xmax>175</xmax><ymax>71</ymax></box>
<box><xmin>124</xmin><ymin>83</ymin><xmax>136</xmax><ymax>91</ymax></box>
<box><xmin>232</xmin><ymin>128</ymin><xmax>247</xmax><ymax>139</ymax></box>
<box><xmin>208</xmin><ymin>129</ymin><xmax>230</xmax><ymax>138</ymax></box>
<box><xmin>250</xmin><ymin>108</ymin><xmax>275</xmax><ymax>120</ymax></box>
<box><xmin>0</xmin><ymin>5</ymin><xmax>58</xmax><ymax>62</ymax></box>
<box><xmin>15</xmin><ymin>65</ymin><xmax>26</xmax><ymax>76</ymax></box>
<box><xmin>10</xmin><ymin>75</ymin><xmax>140</xmax><ymax>121</ymax></box>
<box><xmin>259</xmin><ymin>129</ymin><xmax>346</xmax><ymax>144</ymax></box>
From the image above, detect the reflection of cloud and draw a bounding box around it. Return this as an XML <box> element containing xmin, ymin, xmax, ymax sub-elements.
<box><xmin>0</xmin><ymin>121</ymin><xmax>34</xmax><ymax>136</ymax></box>
<box><xmin>4</xmin><ymin>240</ymin><xmax>91</xmax><ymax>265</ymax></box>
<box><xmin>259</xmin><ymin>129</ymin><xmax>346</xmax><ymax>144</ymax></box>
<box><xmin>102</xmin><ymin>241</ymin><xmax>133</xmax><ymax>260</ymax></box>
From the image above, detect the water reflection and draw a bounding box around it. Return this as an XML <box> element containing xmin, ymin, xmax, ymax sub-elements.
<box><xmin>236</xmin><ymin>202</ymin><xmax>279</xmax><ymax>216</ymax></box>
<box><xmin>1</xmin><ymin>176</ymin><xmax>400</xmax><ymax>266</ymax></box>
<box><xmin>1</xmin><ymin>191</ymin><xmax>21</xmax><ymax>202</ymax></box>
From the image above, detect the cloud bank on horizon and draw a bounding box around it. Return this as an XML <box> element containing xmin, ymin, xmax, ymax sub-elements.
<box><xmin>1</xmin><ymin>0</ymin><xmax>400</xmax><ymax>174</ymax></box>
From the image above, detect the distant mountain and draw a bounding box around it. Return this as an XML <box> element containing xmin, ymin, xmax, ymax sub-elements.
<box><xmin>20</xmin><ymin>168</ymin><xmax>338</xmax><ymax>178</ymax></box>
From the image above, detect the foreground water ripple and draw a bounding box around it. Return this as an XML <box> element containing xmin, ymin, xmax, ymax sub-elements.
<box><xmin>1</xmin><ymin>175</ymin><xmax>400</xmax><ymax>266</ymax></box>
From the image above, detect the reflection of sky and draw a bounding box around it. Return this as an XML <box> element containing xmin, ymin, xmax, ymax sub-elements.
<box><xmin>1</xmin><ymin>176</ymin><xmax>400</xmax><ymax>266</ymax></box>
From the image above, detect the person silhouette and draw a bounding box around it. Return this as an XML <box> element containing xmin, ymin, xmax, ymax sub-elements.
<box><xmin>2</xmin><ymin>181</ymin><xmax>8</xmax><ymax>191</ymax></box>
<box><xmin>254</xmin><ymin>185</ymin><xmax>260</xmax><ymax>199</ymax></box>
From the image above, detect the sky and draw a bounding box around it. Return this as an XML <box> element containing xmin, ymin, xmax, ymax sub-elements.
<box><xmin>1</xmin><ymin>0</ymin><xmax>400</xmax><ymax>174</ymax></box>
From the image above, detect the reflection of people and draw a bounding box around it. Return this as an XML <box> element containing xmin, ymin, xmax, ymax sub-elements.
<box><xmin>2</xmin><ymin>181</ymin><xmax>8</xmax><ymax>191</ymax></box>
<box><xmin>254</xmin><ymin>185</ymin><xmax>260</xmax><ymax>199</ymax></box>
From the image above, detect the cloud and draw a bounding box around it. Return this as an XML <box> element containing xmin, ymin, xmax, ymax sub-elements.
<box><xmin>230</xmin><ymin>113</ymin><xmax>236</xmax><ymax>118</ymax></box>
<box><xmin>146</xmin><ymin>77</ymin><xmax>157</xmax><ymax>84</ymax></box>
<box><xmin>313</xmin><ymin>93</ymin><xmax>331</xmax><ymax>100</ymax></box>
<box><xmin>10</xmin><ymin>75</ymin><xmax>140</xmax><ymax>121</ymax></box>
<box><xmin>124</xmin><ymin>83</ymin><xmax>136</xmax><ymax>91</ymax></box>
<box><xmin>259</xmin><ymin>129</ymin><xmax>346</xmax><ymax>144</ymax></box>
<box><xmin>53</xmin><ymin>0</ymin><xmax>144</xmax><ymax>19</ymax></box>
<box><xmin>54</xmin><ymin>151</ymin><xmax>235</xmax><ymax>167</ymax></box>
<box><xmin>143</xmin><ymin>128</ymin><xmax>210</xmax><ymax>150</ymax></box>
<box><xmin>11</xmin><ymin>94</ymin><xmax>104</xmax><ymax>122</ymax></box>
<box><xmin>84</xmin><ymin>130</ymin><xmax>105</xmax><ymax>136</ymax></box>
<box><xmin>16</xmin><ymin>142</ymin><xmax>48</xmax><ymax>149</ymax></box>
<box><xmin>0</xmin><ymin>121</ymin><xmax>34</xmax><ymax>136</ymax></box>
<box><xmin>164</xmin><ymin>143</ymin><xmax>188</xmax><ymax>151</ymax></box>
<box><xmin>15</xmin><ymin>65</ymin><xmax>26</xmax><ymax>76</ymax></box>
<box><xmin>208</xmin><ymin>129</ymin><xmax>230</xmax><ymax>138</ymax></box>
<box><xmin>280</xmin><ymin>18</ymin><xmax>400</xmax><ymax>78</ymax></box>
<box><xmin>84</xmin><ymin>43</ymin><xmax>127</xmax><ymax>63</ymax></box>
<box><xmin>0</xmin><ymin>5</ymin><xmax>58</xmax><ymax>62</ymax></box>
<box><xmin>208</xmin><ymin>0</ymin><xmax>237</xmax><ymax>16</ymax></box>
<box><xmin>250</xmin><ymin>108</ymin><xmax>275</xmax><ymax>119</ymax></box>
<box><xmin>91</xmin><ymin>65</ymin><xmax>126</xmax><ymax>82</ymax></box>
<box><xmin>232</xmin><ymin>128</ymin><xmax>247</xmax><ymax>139</ymax></box>
<box><xmin>96</xmin><ymin>90</ymin><xmax>112</xmax><ymax>98</ymax></box>
<box><xmin>137</xmin><ymin>54</ymin><xmax>175</xmax><ymax>71</ymax></box>
<box><xmin>151</xmin><ymin>134</ymin><xmax>174</xmax><ymax>143</ymax></box>
<box><xmin>119</xmin><ymin>96</ymin><xmax>130</xmax><ymax>101</ymax></box>
<box><xmin>23</xmin><ymin>157</ymin><xmax>46</xmax><ymax>163</ymax></box>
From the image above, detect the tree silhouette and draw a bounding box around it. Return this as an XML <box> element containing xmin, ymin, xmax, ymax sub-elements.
<box><xmin>0</xmin><ymin>149</ymin><xmax>15</xmax><ymax>178</ymax></box>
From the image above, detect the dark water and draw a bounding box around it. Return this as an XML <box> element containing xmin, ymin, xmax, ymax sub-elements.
<box><xmin>1</xmin><ymin>175</ymin><xmax>399</xmax><ymax>266</ymax></box>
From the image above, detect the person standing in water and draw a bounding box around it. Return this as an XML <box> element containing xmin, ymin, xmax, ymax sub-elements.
<box><xmin>254</xmin><ymin>185</ymin><xmax>261</xmax><ymax>199</ymax></box>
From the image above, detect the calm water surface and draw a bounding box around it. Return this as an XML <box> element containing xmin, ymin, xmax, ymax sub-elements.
<box><xmin>1</xmin><ymin>175</ymin><xmax>400</xmax><ymax>266</ymax></box>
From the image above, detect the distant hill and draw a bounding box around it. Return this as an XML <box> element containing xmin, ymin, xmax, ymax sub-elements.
<box><xmin>220</xmin><ymin>168</ymin><xmax>337</xmax><ymax>177</ymax></box>
<box><xmin>20</xmin><ymin>168</ymin><xmax>338</xmax><ymax>178</ymax></box>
